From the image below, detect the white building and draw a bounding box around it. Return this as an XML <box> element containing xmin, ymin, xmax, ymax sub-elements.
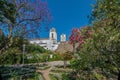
<box><xmin>29</xmin><ymin>28</ymin><xmax>59</xmax><ymax>51</ymax></box>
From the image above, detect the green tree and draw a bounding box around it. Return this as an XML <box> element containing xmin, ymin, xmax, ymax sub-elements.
<box><xmin>0</xmin><ymin>47</ymin><xmax>22</xmax><ymax>65</ymax></box>
<box><xmin>0</xmin><ymin>0</ymin><xmax>51</xmax><ymax>53</ymax></box>
<box><xmin>69</xmin><ymin>0</ymin><xmax>120</xmax><ymax>79</ymax></box>
<box><xmin>26</xmin><ymin>44</ymin><xmax>47</xmax><ymax>54</ymax></box>
<box><xmin>62</xmin><ymin>51</ymin><xmax>73</xmax><ymax>68</ymax></box>
<box><xmin>91</xmin><ymin>0</ymin><xmax>120</xmax><ymax>79</ymax></box>
<box><xmin>0</xmin><ymin>0</ymin><xmax>16</xmax><ymax>53</ymax></box>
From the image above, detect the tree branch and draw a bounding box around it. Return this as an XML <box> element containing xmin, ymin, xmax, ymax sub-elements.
<box><xmin>17</xmin><ymin>17</ymin><xmax>41</xmax><ymax>25</ymax></box>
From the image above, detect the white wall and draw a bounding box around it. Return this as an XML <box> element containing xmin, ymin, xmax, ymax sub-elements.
<box><xmin>29</xmin><ymin>39</ymin><xmax>58</xmax><ymax>51</ymax></box>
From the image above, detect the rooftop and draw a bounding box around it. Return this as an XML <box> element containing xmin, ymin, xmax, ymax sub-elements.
<box><xmin>28</xmin><ymin>38</ymin><xmax>49</xmax><ymax>41</ymax></box>
<box><xmin>50</xmin><ymin>27</ymin><xmax>56</xmax><ymax>32</ymax></box>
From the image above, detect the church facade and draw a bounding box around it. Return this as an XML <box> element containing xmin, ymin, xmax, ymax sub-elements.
<box><xmin>29</xmin><ymin>28</ymin><xmax>66</xmax><ymax>51</ymax></box>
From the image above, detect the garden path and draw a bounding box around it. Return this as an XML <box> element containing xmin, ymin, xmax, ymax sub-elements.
<box><xmin>37</xmin><ymin>61</ymin><xmax>70</xmax><ymax>80</ymax></box>
<box><xmin>37</xmin><ymin>67</ymin><xmax>52</xmax><ymax>80</ymax></box>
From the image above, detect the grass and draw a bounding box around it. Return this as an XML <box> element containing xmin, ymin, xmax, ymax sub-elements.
<box><xmin>50</xmin><ymin>74</ymin><xmax>61</xmax><ymax>80</ymax></box>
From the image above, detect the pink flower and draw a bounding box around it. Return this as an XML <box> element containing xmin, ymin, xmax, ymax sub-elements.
<box><xmin>69</xmin><ymin>28</ymin><xmax>84</xmax><ymax>46</ymax></box>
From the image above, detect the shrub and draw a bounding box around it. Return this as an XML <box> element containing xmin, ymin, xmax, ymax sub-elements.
<box><xmin>48</xmin><ymin>53</ymin><xmax>62</xmax><ymax>61</ymax></box>
<box><xmin>0</xmin><ymin>48</ymin><xmax>22</xmax><ymax>65</ymax></box>
<box><xmin>40</xmin><ymin>53</ymin><xmax>62</xmax><ymax>62</ymax></box>
<box><xmin>25</xmin><ymin>52</ymin><xmax>41</xmax><ymax>63</ymax></box>
<box><xmin>0</xmin><ymin>65</ymin><xmax>42</xmax><ymax>80</ymax></box>
<box><xmin>62</xmin><ymin>72</ymin><xmax>77</xmax><ymax>80</ymax></box>
<box><xmin>26</xmin><ymin>44</ymin><xmax>48</xmax><ymax>53</ymax></box>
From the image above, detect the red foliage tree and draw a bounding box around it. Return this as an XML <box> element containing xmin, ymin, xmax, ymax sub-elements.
<box><xmin>69</xmin><ymin>27</ymin><xmax>93</xmax><ymax>55</ymax></box>
<box><xmin>69</xmin><ymin>28</ymin><xmax>84</xmax><ymax>54</ymax></box>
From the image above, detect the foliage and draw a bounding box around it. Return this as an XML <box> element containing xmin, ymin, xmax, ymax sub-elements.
<box><xmin>92</xmin><ymin>0</ymin><xmax>120</xmax><ymax>27</ymax></box>
<box><xmin>26</xmin><ymin>44</ymin><xmax>48</xmax><ymax>54</ymax></box>
<box><xmin>69</xmin><ymin>28</ymin><xmax>83</xmax><ymax>45</ymax></box>
<box><xmin>0</xmin><ymin>47</ymin><xmax>22</xmax><ymax>65</ymax></box>
<box><xmin>0</xmin><ymin>0</ymin><xmax>51</xmax><ymax>36</ymax></box>
<box><xmin>24</xmin><ymin>44</ymin><xmax>52</xmax><ymax>63</ymax></box>
<box><xmin>0</xmin><ymin>29</ymin><xmax>6</xmax><ymax>50</ymax></box>
<box><xmin>25</xmin><ymin>52</ymin><xmax>41</xmax><ymax>63</ymax></box>
<box><xmin>50</xmin><ymin>74</ymin><xmax>61</xmax><ymax>80</ymax></box>
<box><xmin>62</xmin><ymin>51</ymin><xmax>73</xmax><ymax>61</ymax></box>
<box><xmin>0</xmin><ymin>0</ymin><xmax>16</xmax><ymax>53</ymax></box>
<box><xmin>40</xmin><ymin>53</ymin><xmax>62</xmax><ymax>62</ymax></box>
<box><xmin>67</xmin><ymin>0</ymin><xmax>120</xmax><ymax>80</ymax></box>
<box><xmin>0</xmin><ymin>34</ymin><xmax>55</xmax><ymax>64</ymax></box>
<box><xmin>25</xmin><ymin>51</ymin><xmax>62</xmax><ymax>64</ymax></box>
<box><xmin>61</xmin><ymin>51</ymin><xmax>73</xmax><ymax>68</ymax></box>
<box><xmin>69</xmin><ymin>28</ymin><xmax>83</xmax><ymax>55</ymax></box>
<box><xmin>0</xmin><ymin>38</ymin><xmax>52</xmax><ymax>64</ymax></box>
<box><xmin>0</xmin><ymin>0</ymin><xmax>16</xmax><ymax>23</ymax></box>
<box><xmin>0</xmin><ymin>0</ymin><xmax>51</xmax><ymax>53</ymax></box>
<box><xmin>0</xmin><ymin>38</ymin><xmax>61</xmax><ymax>64</ymax></box>
<box><xmin>68</xmin><ymin>27</ymin><xmax>119</xmax><ymax>79</ymax></box>
<box><xmin>48</xmin><ymin>53</ymin><xmax>62</xmax><ymax>61</ymax></box>
<box><xmin>69</xmin><ymin>27</ymin><xmax>93</xmax><ymax>58</ymax></box>
<box><xmin>0</xmin><ymin>65</ymin><xmax>42</xmax><ymax>80</ymax></box>
<box><xmin>91</xmin><ymin>0</ymin><xmax>120</xmax><ymax>79</ymax></box>
<box><xmin>62</xmin><ymin>72</ymin><xmax>77</xmax><ymax>80</ymax></box>
<box><xmin>12</xmin><ymin>36</ymin><xmax>29</xmax><ymax>50</ymax></box>
<box><xmin>69</xmin><ymin>27</ymin><xmax>93</xmax><ymax>47</ymax></box>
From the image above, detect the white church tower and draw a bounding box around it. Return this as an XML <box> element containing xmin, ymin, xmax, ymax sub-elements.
<box><xmin>60</xmin><ymin>34</ymin><xmax>66</xmax><ymax>42</ymax></box>
<box><xmin>49</xmin><ymin>27</ymin><xmax>57</xmax><ymax>44</ymax></box>
<box><xmin>29</xmin><ymin>27</ymin><xmax>60</xmax><ymax>51</ymax></box>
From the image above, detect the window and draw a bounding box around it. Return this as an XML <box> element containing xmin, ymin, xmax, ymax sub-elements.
<box><xmin>52</xmin><ymin>33</ymin><xmax>54</xmax><ymax>38</ymax></box>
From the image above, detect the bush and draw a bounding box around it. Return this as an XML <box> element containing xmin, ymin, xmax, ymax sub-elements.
<box><xmin>0</xmin><ymin>65</ymin><xmax>42</xmax><ymax>80</ymax></box>
<box><xmin>40</xmin><ymin>53</ymin><xmax>62</xmax><ymax>62</ymax></box>
<box><xmin>0</xmin><ymin>48</ymin><xmax>22</xmax><ymax>65</ymax></box>
<box><xmin>25</xmin><ymin>52</ymin><xmax>41</xmax><ymax>63</ymax></box>
<box><xmin>48</xmin><ymin>53</ymin><xmax>62</xmax><ymax>61</ymax></box>
<box><xmin>26</xmin><ymin>44</ymin><xmax>48</xmax><ymax>53</ymax></box>
<box><xmin>62</xmin><ymin>72</ymin><xmax>77</xmax><ymax>80</ymax></box>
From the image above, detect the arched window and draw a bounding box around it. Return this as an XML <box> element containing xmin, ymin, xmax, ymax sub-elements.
<box><xmin>52</xmin><ymin>33</ymin><xmax>54</xmax><ymax>39</ymax></box>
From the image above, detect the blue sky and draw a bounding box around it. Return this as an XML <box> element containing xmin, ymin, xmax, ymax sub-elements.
<box><xmin>40</xmin><ymin>0</ymin><xmax>95</xmax><ymax>41</ymax></box>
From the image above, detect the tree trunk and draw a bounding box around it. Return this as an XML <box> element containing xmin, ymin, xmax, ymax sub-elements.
<box><xmin>8</xmin><ymin>25</ymin><xmax>13</xmax><ymax>46</ymax></box>
<box><xmin>73</xmin><ymin>43</ymin><xmax>78</xmax><ymax>59</ymax></box>
<box><xmin>0</xmin><ymin>25</ymin><xmax>13</xmax><ymax>54</ymax></box>
<box><xmin>73</xmin><ymin>43</ymin><xmax>76</xmax><ymax>57</ymax></box>
<box><xmin>73</xmin><ymin>43</ymin><xmax>75</xmax><ymax>53</ymax></box>
<box><xmin>64</xmin><ymin>60</ymin><xmax>67</xmax><ymax>69</ymax></box>
<box><xmin>118</xmin><ymin>70</ymin><xmax>120</xmax><ymax>80</ymax></box>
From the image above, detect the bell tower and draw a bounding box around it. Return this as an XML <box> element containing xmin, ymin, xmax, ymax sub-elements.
<box><xmin>60</xmin><ymin>34</ymin><xmax>66</xmax><ymax>42</ymax></box>
<box><xmin>49</xmin><ymin>27</ymin><xmax>57</xmax><ymax>43</ymax></box>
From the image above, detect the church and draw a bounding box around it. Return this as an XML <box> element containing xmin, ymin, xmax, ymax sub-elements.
<box><xmin>29</xmin><ymin>28</ymin><xmax>66</xmax><ymax>51</ymax></box>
